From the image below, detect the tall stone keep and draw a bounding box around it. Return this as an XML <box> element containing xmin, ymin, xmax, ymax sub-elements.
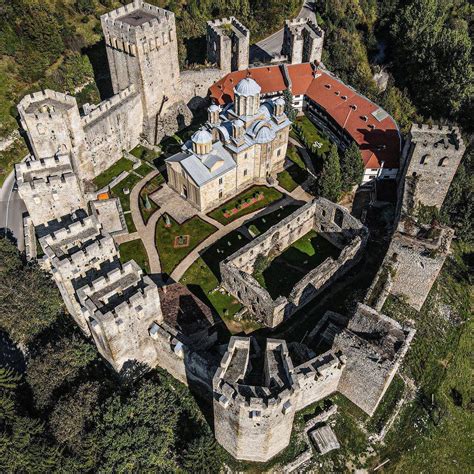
<box><xmin>17</xmin><ymin>91</ymin><xmax>93</xmax><ymax>183</ymax></box>
<box><xmin>101</xmin><ymin>0</ymin><xmax>182</xmax><ymax>143</ymax></box>
<box><xmin>401</xmin><ymin>124</ymin><xmax>465</xmax><ymax>210</ymax></box>
<box><xmin>283</xmin><ymin>18</ymin><xmax>324</xmax><ymax>64</ymax></box>
<box><xmin>207</xmin><ymin>17</ymin><xmax>249</xmax><ymax>72</ymax></box>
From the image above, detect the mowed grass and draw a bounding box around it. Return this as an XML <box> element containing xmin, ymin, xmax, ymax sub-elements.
<box><xmin>277</xmin><ymin>164</ymin><xmax>307</xmax><ymax>192</ymax></box>
<box><xmin>208</xmin><ymin>185</ymin><xmax>283</xmax><ymax>225</ymax></box>
<box><xmin>180</xmin><ymin>229</ymin><xmax>265</xmax><ymax>333</ymax></box>
<box><xmin>254</xmin><ymin>230</ymin><xmax>340</xmax><ymax>298</ymax></box>
<box><xmin>119</xmin><ymin>239</ymin><xmax>149</xmax><ymax>273</ymax></box>
<box><xmin>155</xmin><ymin>215</ymin><xmax>216</xmax><ymax>275</ymax></box>
<box><xmin>124</xmin><ymin>213</ymin><xmax>136</xmax><ymax>233</ymax></box>
<box><xmin>110</xmin><ymin>172</ymin><xmax>142</xmax><ymax>212</ymax></box>
<box><xmin>93</xmin><ymin>157</ymin><xmax>134</xmax><ymax>189</ymax></box>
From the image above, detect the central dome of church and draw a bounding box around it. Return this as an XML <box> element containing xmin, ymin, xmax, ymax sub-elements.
<box><xmin>234</xmin><ymin>78</ymin><xmax>261</xmax><ymax>97</ymax></box>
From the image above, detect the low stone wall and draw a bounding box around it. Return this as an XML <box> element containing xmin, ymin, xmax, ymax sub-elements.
<box><xmin>220</xmin><ymin>198</ymin><xmax>368</xmax><ymax>328</ymax></box>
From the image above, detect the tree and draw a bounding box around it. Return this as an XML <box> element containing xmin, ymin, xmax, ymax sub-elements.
<box><xmin>283</xmin><ymin>88</ymin><xmax>297</xmax><ymax>121</ymax></box>
<box><xmin>26</xmin><ymin>335</ymin><xmax>97</xmax><ymax>409</ymax></box>
<box><xmin>182</xmin><ymin>436</ymin><xmax>222</xmax><ymax>473</ymax></box>
<box><xmin>49</xmin><ymin>382</ymin><xmax>100</xmax><ymax>450</ymax></box>
<box><xmin>390</xmin><ymin>0</ymin><xmax>473</xmax><ymax>119</ymax></box>
<box><xmin>340</xmin><ymin>141</ymin><xmax>365</xmax><ymax>191</ymax></box>
<box><xmin>0</xmin><ymin>239</ymin><xmax>63</xmax><ymax>345</ymax></box>
<box><xmin>317</xmin><ymin>144</ymin><xmax>342</xmax><ymax>202</ymax></box>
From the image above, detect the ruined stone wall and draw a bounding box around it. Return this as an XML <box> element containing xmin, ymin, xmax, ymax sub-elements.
<box><xmin>333</xmin><ymin>307</ymin><xmax>415</xmax><ymax>416</ymax></box>
<box><xmin>385</xmin><ymin>228</ymin><xmax>454</xmax><ymax>310</ymax></box>
<box><xmin>83</xmin><ymin>87</ymin><xmax>143</xmax><ymax>176</ymax></box>
<box><xmin>403</xmin><ymin>124</ymin><xmax>465</xmax><ymax>210</ymax></box>
<box><xmin>220</xmin><ymin>199</ymin><xmax>367</xmax><ymax>328</ymax></box>
<box><xmin>293</xmin><ymin>351</ymin><xmax>344</xmax><ymax>411</ymax></box>
<box><xmin>180</xmin><ymin>68</ymin><xmax>223</xmax><ymax>110</ymax></box>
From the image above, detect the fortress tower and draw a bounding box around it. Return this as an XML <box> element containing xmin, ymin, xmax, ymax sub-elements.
<box><xmin>17</xmin><ymin>91</ymin><xmax>93</xmax><ymax>182</ymax></box>
<box><xmin>15</xmin><ymin>154</ymin><xmax>87</xmax><ymax>226</ymax></box>
<box><xmin>77</xmin><ymin>261</ymin><xmax>162</xmax><ymax>372</ymax></box>
<box><xmin>101</xmin><ymin>1</ymin><xmax>187</xmax><ymax>143</ymax></box>
<box><xmin>401</xmin><ymin>124</ymin><xmax>465</xmax><ymax>210</ymax></box>
<box><xmin>207</xmin><ymin>17</ymin><xmax>249</xmax><ymax>73</ymax></box>
<box><xmin>213</xmin><ymin>337</ymin><xmax>297</xmax><ymax>462</ymax></box>
<box><xmin>283</xmin><ymin>18</ymin><xmax>324</xmax><ymax>65</ymax></box>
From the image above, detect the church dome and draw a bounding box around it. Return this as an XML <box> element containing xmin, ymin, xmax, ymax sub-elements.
<box><xmin>191</xmin><ymin>129</ymin><xmax>212</xmax><ymax>144</ymax></box>
<box><xmin>234</xmin><ymin>78</ymin><xmax>261</xmax><ymax>97</ymax></box>
<box><xmin>208</xmin><ymin>104</ymin><xmax>220</xmax><ymax>112</ymax></box>
<box><xmin>233</xmin><ymin>119</ymin><xmax>244</xmax><ymax>128</ymax></box>
<box><xmin>255</xmin><ymin>126</ymin><xmax>276</xmax><ymax>144</ymax></box>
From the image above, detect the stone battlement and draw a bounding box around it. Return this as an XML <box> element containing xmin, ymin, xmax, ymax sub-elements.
<box><xmin>18</xmin><ymin>172</ymin><xmax>79</xmax><ymax>192</ymax></box>
<box><xmin>18</xmin><ymin>89</ymin><xmax>76</xmax><ymax>117</ymax></box>
<box><xmin>16</xmin><ymin>154</ymin><xmax>73</xmax><ymax>185</ymax></box>
<box><xmin>207</xmin><ymin>16</ymin><xmax>249</xmax><ymax>39</ymax></box>
<box><xmin>101</xmin><ymin>0</ymin><xmax>172</xmax><ymax>28</ymax></box>
<box><xmin>410</xmin><ymin>123</ymin><xmax>464</xmax><ymax>151</ymax></box>
<box><xmin>82</xmin><ymin>85</ymin><xmax>138</xmax><ymax>126</ymax></box>
<box><xmin>40</xmin><ymin>214</ymin><xmax>100</xmax><ymax>256</ymax></box>
<box><xmin>285</xmin><ymin>17</ymin><xmax>324</xmax><ymax>38</ymax></box>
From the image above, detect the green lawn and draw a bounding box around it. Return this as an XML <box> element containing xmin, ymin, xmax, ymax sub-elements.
<box><xmin>134</xmin><ymin>162</ymin><xmax>154</xmax><ymax>177</ymax></box>
<box><xmin>124</xmin><ymin>213</ymin><xmax>136</xmax><ymax>233</ymax></box>
<box><xmin>254</xmin><ymin>230</ymin><xmax>340</xmax><ymax>298</ymax></box>
<box><xmin>139</xmin><ymin>173</ymin><xmax>164</xmax><ymax>224</ymax></box>
<box><xmin>93</xmin><ymin>157</ymin><xmax>134</xmax><ymax>190</ymax></box>
<box><xmin>110</xmin><ymin>173</ymin><xmax>142</xmax><ymax>212</ymax></box>
<box><xmin>155</xmin><ymin>215</ymin><xmax>217</xmax><ymax>275</ymax></box>
<box><xmin>277</xmin><ymin>164</ymin><xmax>307</xmax><ymax>192</ymax></box>
<box><xmin>246</xmin><ymin>204</ymin><xmax>300</xmax><ymax>235</ymax></box>
<box><xmin>293</xmin><ymin>116</ymin><xmax>331</xmax><ymax>165</ymax></box>
<box><xmin>130</xmin><ymin>144</ymin><xmax>162</xmax><ymax>165</ymax></box>
<box><xmin>287</xmin><ymin>143</ymin><xmax>306</xmax><ymax>169</ymax></box>
<box><xmin>180</xmin><ymin>229</ymin><xmax>265</xmax><ymax>333</ymax></box>
<box><xmin>0</xmin><ymin>138</ymin><xmax>28</xmax><ymax>187</ymax></box>
<box><xmin>208</xmin><ymin>186</ymin><xmax>283</xmax><ymax>225</ymax></box>
<box><xmin>119</xmin><ymin>239</ymin><xmax>149</xmax><ymax>273</ymax></box>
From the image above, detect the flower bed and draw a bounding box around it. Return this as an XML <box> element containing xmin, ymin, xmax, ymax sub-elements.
<box><xmin>222</xmin><ymin>192</ymin><xmax>264</xmax><ymax>218</ymax></box>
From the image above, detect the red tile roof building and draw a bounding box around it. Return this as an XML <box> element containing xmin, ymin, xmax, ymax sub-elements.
<box><xmin>209</xmin><ymin>63</ymin><xmax>401</xmax><ymax>180</ymax></box>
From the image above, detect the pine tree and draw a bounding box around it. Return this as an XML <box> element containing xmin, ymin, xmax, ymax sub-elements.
<box><xmin>283</xmin><ymin>88</ymin><xmax>297</xmax><ymax>121</ymax></box>
<box><xmin>317</xmin><ymin>144</ymin><xmax>342</xmax><ymax>202</ymax></box>
<box><xmin>340</xmin><ymin>141</ymin><xmax>365</xmax><ymax>191</ymax></box>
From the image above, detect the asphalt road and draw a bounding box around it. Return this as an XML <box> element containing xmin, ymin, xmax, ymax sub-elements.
<box><xmin>0</xmin><ymin>169</ymin><xmax>27</xmax><ymax>250</ymax></box>
<box><xmin>250</xmin><ymin>1</ymin><xmax>317</xmax><ymax>63</ymax></box>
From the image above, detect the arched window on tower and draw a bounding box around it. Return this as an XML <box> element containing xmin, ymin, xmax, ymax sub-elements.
<box><xmin>438</xmin><ymin>157</ymin><xmax>448</xmax><ymax>167</ymax></box>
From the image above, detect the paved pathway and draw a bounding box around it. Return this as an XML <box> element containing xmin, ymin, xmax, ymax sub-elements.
<box><xmin>170</xmin><ymin>190</ymin><xmax>312</xmax><ymax>282</ymax></box>
<box><xmin>127</xmin><ymin>170</ymin><xmax>163</xmax><ymax>273</ymax></box>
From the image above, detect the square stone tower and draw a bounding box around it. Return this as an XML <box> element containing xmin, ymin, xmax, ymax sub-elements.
<box><xmin>207</xmin><ymin>17</ymin><xmax>249</xmax><ymax>72</ymax></box>
<box><xmin>283</xmin><ymin>18</ymin><xmax>324</xmax><ymax>64</ymax></box>
<box><xmin>101</xmin><ymin>1</ymin><xmax>182</xmax><ymax>143</ymax></box>
<box><xmin>17</xmin><ymin>91</ymin><xmax>93</xmax><ymax>183</ymax></box>
<box><xmin>401</xmin><ymin>124</ymin><xmax>465</xmax><ymax>210</ymax></box>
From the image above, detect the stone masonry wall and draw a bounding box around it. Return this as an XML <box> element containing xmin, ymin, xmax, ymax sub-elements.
<box><xmin>83</xmin><ymin>86</ymin><xmax>143</xmax><ymax>176</ymax></box>
<box><xmin>220</xmin><ymin>199</ymin><xmax>368</xmax><ymax>328</ymax></box>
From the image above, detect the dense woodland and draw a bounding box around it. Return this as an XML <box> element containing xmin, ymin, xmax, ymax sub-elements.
<box><xmin>0</xmin><ymin>0</ymin><xmax>472</xmax><ymax>472</ymax></box>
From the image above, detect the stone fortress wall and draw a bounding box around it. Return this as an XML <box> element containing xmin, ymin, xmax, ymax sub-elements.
<box><xmin>220</xmin><ymin>198</ymin><xmax>368</xmax><ymax>328</ymax></box>
<box><xmin>15</xmin><ymin>153</ymin><xmax>87</xmax><ymax>226</ymax></box>
<box><xmin>367</xmin><ymin>124</ymin><xmax>464</xmax><ymax>311</ymax></box>
<box><xmin>213</xmin><ymin>302</ymin><xmax>415</xmax><ymax>462</ymax></box>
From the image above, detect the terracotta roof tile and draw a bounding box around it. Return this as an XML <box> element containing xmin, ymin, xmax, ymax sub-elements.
<box><xmin>209</xmin><ymin>64</ymin><xmax>400</xmax><ymax>169</ymax></box>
